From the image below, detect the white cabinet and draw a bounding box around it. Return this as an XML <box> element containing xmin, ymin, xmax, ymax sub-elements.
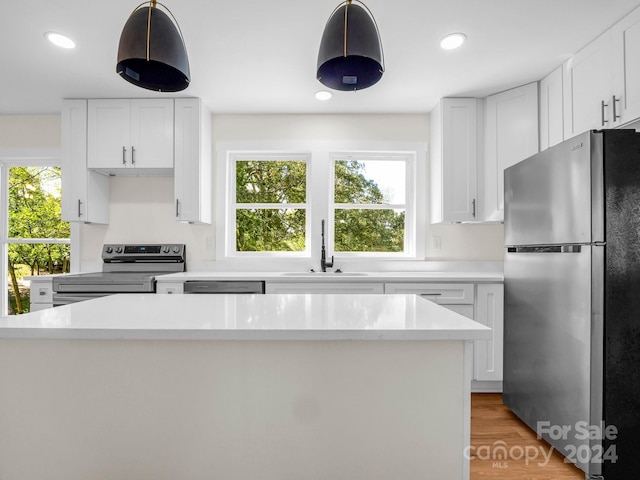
<box><xmin>28</xmin><ymin>276</ymin><xmax>54</xmax><ymax>311</ymax></box>
<box><xmin>613</xmin><ymin>6</ymin><xmax>640</xmax><ymax>125</ymax></box>
<box><xmin>483</xmin><ymin>82</ymin><xmax>539</xmax><ymax>222</ymax></box>
<box><xmin>563</xmin><ymin>31</ymin><xmax>614</xmax><ymax>138</ymax></box>
<box><xmin>174</xmin><ymin>98</ymin><xmax>212</xmax><ymax>224</ymax></box>
<box><xmin>265</xmin><ymin>282</ymin><xmax>384</xmax><ymax>294</ymax></box>
<box><xmin>384</xmin><ymin>283</ymin><xmax>475</xmax><ymax>319</ymax></box>
<box><xmin>87</xmin><ymin>99</ymin><xmax>174</xmax><ymax>173</ymax></box>
<box><xmin>539</xmin><ymin>66</ymin><xmax>564</xmax><ymax>150</ymax></box>
<box><xmin>430</xmin><ymin>98</ymin><xmax>480</xmax><ymax>223</ymax></box>
<box><xmin>61</xmin><ymin>99</ymin><xmax>109</xmax><ymax>224</ymax></box>
<box><xmin>473</xmin><ymin>284</ymin><xmax>504</xmax><ymax>382</ymax></box>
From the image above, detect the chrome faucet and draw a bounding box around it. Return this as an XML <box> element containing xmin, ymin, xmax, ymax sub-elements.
<box><xmin>320</xmin><ymin>219</ymin><xmax>333</xmax><ymax>272</ymax></box>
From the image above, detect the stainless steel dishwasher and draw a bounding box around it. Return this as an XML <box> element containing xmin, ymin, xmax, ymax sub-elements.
<box><xmin>183</xmin><ymin>280</ymin><xmax>265</xmax><ymax>294</ymax></box>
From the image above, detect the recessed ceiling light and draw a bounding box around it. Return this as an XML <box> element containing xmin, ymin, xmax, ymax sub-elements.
<box><xmin>315</xmin><ymin>90</ymin><xmax>333</xmax><ymax>101</ymax></box>
<box><xmin>440</xmin><ymin>33</ymin><xmax>466</xmax><ymax>50</ymax></box>
<box><xmin>45</xmin><ymin>32</ymin><xmax>76</xmax><ymax>49</ymax></box>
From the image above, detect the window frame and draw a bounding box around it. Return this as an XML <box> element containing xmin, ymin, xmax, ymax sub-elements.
<box><xmin>328</xmin><ymin>150</ymin><xmax>417</xmax><ymax>258</ymax></box>
<box><xmin>0</xmin><ymin>149</ymin><xmax>76</xmax><ymax>317</ymax></box>
<box><xmin>226</xmin><ymin>151</ymin><xmax>312</xmax><ymax>257</ymax></box>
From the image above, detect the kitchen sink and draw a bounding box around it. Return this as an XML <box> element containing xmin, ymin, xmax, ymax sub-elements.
<box><xmin>281</xmin><ymin>271</ymin><xmax>369</xmax><ymax>277</ymax></box>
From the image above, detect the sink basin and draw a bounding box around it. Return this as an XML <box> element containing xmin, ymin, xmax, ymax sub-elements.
<box><xmin>281</xmin><ymin>272</ymin><xmax>369</xmax><ymax>277</ymax></box>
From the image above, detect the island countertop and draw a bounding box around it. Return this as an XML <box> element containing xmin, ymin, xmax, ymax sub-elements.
<box><xmin>0</xmin><ymin>293</ymin><xmax>491</xmax><ymax>341</ymax></box>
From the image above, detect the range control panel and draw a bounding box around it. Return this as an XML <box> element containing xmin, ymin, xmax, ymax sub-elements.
<box><xmin>102</xmin><ymin>244</ymin><xmax>186</xmax><ymax>262</ymax></box>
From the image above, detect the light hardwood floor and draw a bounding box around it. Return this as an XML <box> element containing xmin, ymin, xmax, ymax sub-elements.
<box><xmin>470</xmin><ymin>394</ymin><xmax>585</xmax><ymax>480</ymax></box>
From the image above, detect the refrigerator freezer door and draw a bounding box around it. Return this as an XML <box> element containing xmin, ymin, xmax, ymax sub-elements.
<box><xmin>504</xmin><ymin>130</ymin><xmax>601</xmax><ymax>246</ymax></box>
<box><xmin>503</xmin><ymin>244</ymin><xmax>599</xmax><ymax>474</ymax></box>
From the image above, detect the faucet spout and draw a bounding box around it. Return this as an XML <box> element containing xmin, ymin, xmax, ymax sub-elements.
<box><xmin>320</xmin><ymin>219</ymin><xmax>333</xmax><ymax>272</ymax></box>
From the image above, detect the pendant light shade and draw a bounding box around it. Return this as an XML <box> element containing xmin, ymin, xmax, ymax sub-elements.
<box><xmin>116</xmin><ymin>1</ymin><xmax>190</xmax><ymax>92</ymax></box>
<box><xmin>316</xmin><ymin>0</ymin><xmax>384</xmax><ymax>91</ymax></box>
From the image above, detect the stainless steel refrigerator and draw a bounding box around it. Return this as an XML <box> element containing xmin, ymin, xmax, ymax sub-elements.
<box><xmin>504</xmin><ymin>129</ymin><xmax>640</xmax><ymax>478</ymax></box>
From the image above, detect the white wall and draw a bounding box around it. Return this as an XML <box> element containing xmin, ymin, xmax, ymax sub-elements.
<box><xmin>0</xmin><ymin>114</ymin><xmax>504</xmax><ymax>271</ymax></box>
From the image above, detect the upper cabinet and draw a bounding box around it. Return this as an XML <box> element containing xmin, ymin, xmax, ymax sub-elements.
<box><xmin>539</xmin><ymin>66</ymin><xmax>564</xmax><ymax>150</ymax></box>
<box><xmin>87</xmin><ymin>98</ymin><xmax>174</xmax><ymax>174</ymax></box>
<box><xmin>563</xmin><ymin>31</ymin><xmax>613</xmax><ymax>138</ymax></box>
<box><xmin>61</xmin><ymin>99</ymin><xmax>109</xmax><ymax>224</ymax></box>
<box><xmin>483</xmin><ymin>82</ymin><xmax>539</xmax><ymax>222</ymax></box>
<box><xmin>612</xmin><ymin>6</ymin><xmax>640</xmax><ymax>125</ymax></box>
<box><xmin>174</xmin><ymin>98</ymin><xmax>212</xmax><ymax>224</ymax></box>
<box><xmin>430</xmin><ymin>98</ymin><xmax>481</xmax><ymax>223</ymax></box>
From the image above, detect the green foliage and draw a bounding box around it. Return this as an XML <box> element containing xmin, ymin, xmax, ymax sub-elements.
<box><xmin>8</xmin><ymin>167</ymin><xmax>70</xmax><ymax>276</ymax></box>
<box><xmin>234</xmin><ymin>158</ymin><xmax>405</xmax><ymax>253</ymax></box>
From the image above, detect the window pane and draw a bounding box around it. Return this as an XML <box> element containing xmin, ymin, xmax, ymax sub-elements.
<box><xmin>334</xmin><ymin>209</ymin><xmax>405</xmax><ymax>253</ymax></box>
<box><xmin>236</xmin><ymin>209</ymin><xmax>306</xmax><ymax>252</ymax></box>
<box><xmin>236</xmin><ymin>160</ymin><xmax>306</xmax><ymax>204</ymax></box>
<box><xmin>6</xmin><ymin>243</ymin><xmax>71</xmax><ymax>315</ymax></box>
<box><xmin>8</xmin><ymin>166</ymin><xmax>70</xmax><ymax>239</ymax></box>
<box><xmin>334</xmin><ymin>160</ymin><xmax>406</xmax><ymax>204</ymax></box>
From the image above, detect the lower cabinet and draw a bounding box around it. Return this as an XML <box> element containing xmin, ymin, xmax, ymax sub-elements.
<box><xmin>28</xmin><ymin>276</ymin><xmax>54</xmax><ymax>311</ymax></box>
<box><xmin>473</xmin><ymin>284</ymin><xmax>504</xmax><ymax>385</ymax></box>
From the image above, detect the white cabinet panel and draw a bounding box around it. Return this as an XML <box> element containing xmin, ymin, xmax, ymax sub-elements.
<box><xmin>473</xmin><ymin>284</ymin><xmax>504</xmax><ymax>382</ymax></box>
<box><xmin>174</xmin><ymin>98</ymin><xmax>212</xmax><ymax>224</ymax></box>
<box><xmin>88</xmin><ymin>98</ymin><xmax>174</xmax><ymax>173</ymax></box>
<box><xmin>430</xmin><ymin>98</ymin><xmax>480</xmax><ymax>223</ymax></box>
<box><xmin>484</xmin><ymin>83</ymin><xmax>539</xmax><ymax>222</ymax></box>
<box><xmin>383</xmin><ymin>283</ymin><xmax>474</xmax><ymax>304</ymax></box>
<box><xmin>61</xmin><ymin>99</ymin><xmax>109</xmax><ymax>224</ymax></box>
<box><xmin>613</xmin><ymin>6</ymin><xmax>640</xmax><ymax>125</ymax></box>
<box><xmin>563</xmin><ymin>31</ymin><xmax>613</xmax><ymax>138</ymax></box>
<box><xmin>539</xmin><ymin>66</ymin><xmax>564</xmax><ymax>150</ymax></box>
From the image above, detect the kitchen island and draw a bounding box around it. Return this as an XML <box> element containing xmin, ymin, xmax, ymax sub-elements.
<box><xmin>0</xmin><ymin>293</ymin><xmax>490</xmax><ymax>480</ymax></box>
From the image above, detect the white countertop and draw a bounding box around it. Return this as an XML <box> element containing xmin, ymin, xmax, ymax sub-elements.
<box><xmin>156</xmin><ymin>270</ymin><xmax>504</xmax><ymax>283</ymax></box>
<box><xmin>0</xmin><ymin>293</ymin><xmax>491</xmax><ymax>341</ymax></box>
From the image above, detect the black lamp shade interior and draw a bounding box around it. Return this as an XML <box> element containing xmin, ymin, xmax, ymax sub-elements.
<box><xmin>117</xmin><ymin>5</ymin><xmax>190</xmax><ymax>92</ymax></box>
<box><xmin>317</xmin><ymin>2</ymin><xmax>384</xmax><ymax>91</ymax></box>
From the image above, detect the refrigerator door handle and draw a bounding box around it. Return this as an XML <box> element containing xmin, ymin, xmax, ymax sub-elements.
<box><xmin>507</xmin><ymin>245</ymin><xmax>583</xmax><ymax>253</ymax></box>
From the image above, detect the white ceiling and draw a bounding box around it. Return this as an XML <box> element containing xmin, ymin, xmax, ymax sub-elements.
<box><xmin>2</xmin><ymin>0</ymin><xmax>640</xmax><ymax>115</ymax></box>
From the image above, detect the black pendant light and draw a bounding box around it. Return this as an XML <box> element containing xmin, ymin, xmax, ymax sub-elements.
<box><xmin>116</xmin><ymin>1</ymin><xmax>190</xmax><ymax>92</ymax></box>
<box><xmin>317</xmin><ymin>0</ymin><xmax>384</xmax><ymax>91</ymax></box>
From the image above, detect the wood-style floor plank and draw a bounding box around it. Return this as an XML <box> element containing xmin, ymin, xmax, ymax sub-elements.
<box><xmin>470</xmin><ymin>393</ymin><xmax>585</xmax><ymax>480</ymax></box>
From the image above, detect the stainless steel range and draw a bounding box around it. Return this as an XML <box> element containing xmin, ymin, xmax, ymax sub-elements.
<box><xmin>52</xmin><ymin>244</ymin><xmax>186</xmax><ymax>306</ymax></box>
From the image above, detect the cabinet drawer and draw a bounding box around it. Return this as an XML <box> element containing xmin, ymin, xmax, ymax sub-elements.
<box><xmin>384</xmin><ymin>283</ymin><xmax>474</xmax><ymax>304</ymax></box>
<box><xmin>30</xmin><ymin>283</ymin><xmax>53</xmax><ymax>303</ymax></box>
<box><xmin>156</xmin><ymin>282</ymin><xmax>185</xmax><ymax>294</ymax></box>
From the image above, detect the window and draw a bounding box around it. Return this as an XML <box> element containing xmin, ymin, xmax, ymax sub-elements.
<box><xmin>229</xmin><ymin>152</ymin><xmax>310</xmax><ymax>255</ymax></box>
<box><xmin>1</xmin><ymin>154</ymin><xmax>70</xmax><ymax>316</ymax></box>
<box><xmin>222</xmin><ymin>145</ymin><xmax>421</xmax><ymax>263</ymax></box>
<box><xmin>331</xmin><ymin>152</ymin><xmax>413</xmax><ymax>255</ymax></box>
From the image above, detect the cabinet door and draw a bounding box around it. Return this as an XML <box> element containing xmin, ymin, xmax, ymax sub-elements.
<box><xmin>174</xmin><ymin>98</ymin><xmax>212</xmax><ymax>224</ymax></box>
<box><xmin>484</xmin><ymin>83</ymin><xmax>539</xmax><ymax>222</ymax></box>
<box><xmin>87</xmin><ymin>99</ymin><xmax>131</xmax><ymax>169</ymax></box>
<box><xmin>539</xmin><ymin>66</ymin><xmax>564</xmax><ymax>150</ymax></box>
<box><xmin>474</xmin><ymin>284</ymin><xmax>504</xmax><ymax>382</ymax></box>
<box><xmin>563</xmin><ymin>30</ymin><xmax>613</xmax><ymax>138</ymax></box>
<box><xmin>130</xmin><ymin>99</ymin><xmax>174</xmax><ymax>168</ymax></box>
<box><xmin>61</xmin><ymin>99</ymin><xmax>109</xmax><ymax>224</ymax></box>
<box><xmin>430</xmin><ymin>98</ymin><xmax>479</xmax><ymax>223</ymax></box>
<box><xmin>613</xmin><ymin>6</ymin><xmax>640</xmax><ymax>125</ymax></box>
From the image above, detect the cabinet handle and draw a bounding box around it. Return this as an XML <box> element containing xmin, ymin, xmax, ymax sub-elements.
<box><xmin>131</xmin><ymin>146</ymin><xmax>136</xmax><ymax>165</ymax></box>
<box><xmin>77</xmin><ymin>199</ymin><xmax>83</xmax><ymax>218</ymax></box>
<box><xmin>601</xmin><ymin>100</ymin><xmax>609</xmax><ymax>125</ymax></box>
<box><xmin>122</xmin><ymin>146</ymin><xmax>127</xmax><ymax>165</ymax></box>
<box><xmin>176</xmin><ymin>199</ymin><xmax>180</xmax><ymax>218</ymax></box>
<box><xmin>419</xmin><ymin>293</ymin><xmax>442</xmax><ymax>296</ymax></box>
<box><xmin>472</xmin><ymin>199</ymin><xmax>476</xmax><ymax>218</ymax></box>
<box><xmin>613</xmin><ymin>95</ymin><xmax>621</xmax><ymax>121</ymax></box>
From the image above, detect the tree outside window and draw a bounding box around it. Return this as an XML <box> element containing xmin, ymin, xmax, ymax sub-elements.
<box><xmin>5</xmin><ymin>166</ymin><xmax>70</xmax><ymax>315</ymax></box>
